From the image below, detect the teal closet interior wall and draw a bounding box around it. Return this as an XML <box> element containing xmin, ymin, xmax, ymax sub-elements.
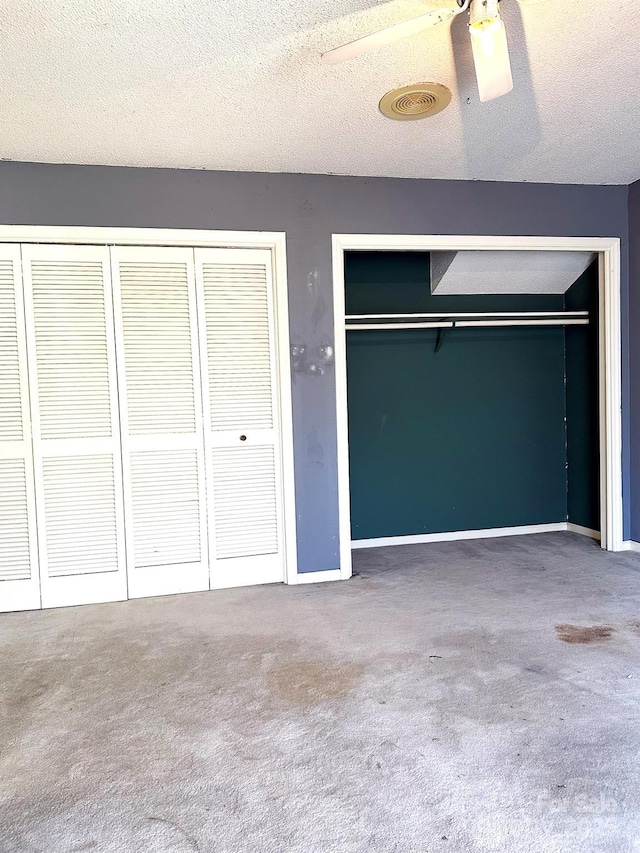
<box><xmin>565</xmin><ymin>262</ymin><xmax>600</xmax><ymax>530</ymax></box>
<box><xmin>345</xmin><ymin>252</ymin><xmax>599</xmax><ymax>540</ymax></box>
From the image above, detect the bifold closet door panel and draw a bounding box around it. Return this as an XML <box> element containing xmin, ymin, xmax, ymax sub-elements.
<box><xmin>195</xmin><ymin>248</ymin><xmax>285</xmax><ymax>588</ymax></box>
<box><xmin>111</xmin><ymin>246</ymin><xmax>209</xmax><ymax>599</ymax></box>
<box><xmin>0</xmin><ymin>246</ymin><xmax>40</xmax><ymax>612</ymax></box>
<box><xmin>22</xmin><ymin>244</ymin><xmax>127</xmax><ymax>609</ymax></box>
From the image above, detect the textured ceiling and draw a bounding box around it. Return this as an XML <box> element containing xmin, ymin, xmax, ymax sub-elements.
<box><xmin>1</xmin><ymin>0</ymin><xmax>639</xmax><ymax>184</ymax></box>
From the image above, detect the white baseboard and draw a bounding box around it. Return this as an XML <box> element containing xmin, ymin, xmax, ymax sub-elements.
<box><xmin>566</xmin><ymin>523</ymin><xmax>601</xmax><ymax>541</ymax></box>
<box><xmin>622</xmin><ymin>540</ymin><xmax>640</xmax><ymax>553</ymax></box>
<box><xmin>293</xmin><ymin>569</ymin><xmax>342</xmax><ymax>585</ymax></box>
<box><xmin>351</xmin><ymin>521</ymin><xmax>602</xmax><ymax>550</ymax></box>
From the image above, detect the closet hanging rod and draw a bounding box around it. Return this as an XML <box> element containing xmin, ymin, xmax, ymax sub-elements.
<box><xmin>345</xmin><ymin>310</ymin><xmax>589</xmax><ymax>321</ymax></box>
<box><xmin>456</xmin><ymin>319</ymin><xmax>589</xmax><ymax>328</ymax></box>
<box><xmin>345</xmin><ymin>318</ymin><xmax>589</xmax><ymax>331</ymax></box>
<box><xmin>346</xmin><ymin>321</ymin><xmax>453</xmax><ymax>330</ymax></box>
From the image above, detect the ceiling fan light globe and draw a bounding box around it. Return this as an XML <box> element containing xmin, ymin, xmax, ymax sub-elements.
<box><xmin>469</xmin><ymin>13</ymin><xmax>513</xmax><ymax>101</ymax></box>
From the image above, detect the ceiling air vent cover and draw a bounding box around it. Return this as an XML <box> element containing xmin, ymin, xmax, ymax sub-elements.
<box><xmin>379</xmin><ymin>83</ymin><xmax>451</xmax><ymax>120</ymax></box>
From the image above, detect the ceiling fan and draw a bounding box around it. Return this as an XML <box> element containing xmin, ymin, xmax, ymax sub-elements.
<box><xmin>321</xmin><ymin>0</ymin><xmax>545</xmax><ymax>103</ymax></box>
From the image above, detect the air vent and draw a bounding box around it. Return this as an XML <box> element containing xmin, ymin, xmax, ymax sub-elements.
<box><xmin>379</xmin><ymin>83</ymin><xmax>451</xmax><ymax>121</ymax></box>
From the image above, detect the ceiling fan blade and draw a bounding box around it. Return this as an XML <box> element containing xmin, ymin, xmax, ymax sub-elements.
<box><xmin>321</xmin><ymin>8</ymin><xmax>458</xmax><ymax>65</ymax></box>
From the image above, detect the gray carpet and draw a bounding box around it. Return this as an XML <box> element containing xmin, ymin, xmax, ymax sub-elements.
<box><xmin>2</xmin><ymin>532</ymin><xmax>640</xmax><ymax>852</ymax></box>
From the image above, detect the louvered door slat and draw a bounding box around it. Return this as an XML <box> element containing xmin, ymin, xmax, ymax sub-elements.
<box><xmin>0</xmin><ymin>460</ymin><xmax>31</xmax><ymax>583</ymax></box>
<box><xmin>0</xmin><ymin>258</ymin><xmax>24</xmax><ymax>444</ymax></box>
<box><xmin>31</xmin><ymin>266</ymin><xmax>112</xmax><ymax>439</ymax></box>
<box><xmin>112</xmin><ymin>246</ymin><xmax>208</xmax><ymax>599</ymax></box>
<box><xmin>130</xmin><ymin>450</ymin><xmax>201</xmax><ymax>569</ymax></box>
<box><xmin>202</xmin><ymin>263</ymin><xmax>274</xmax><ymax>432</ymax></box>
<box><xmin>211</xmin><ymin>446</ymin><xmax>279</xmax><ymax>559</ymax></box>
<box><xmin>195</xmin><ymin>248</ymin><xmax>285</xmax><ymax>589</ymax></box>
<box><xmin>0</xmin><ymin>247</ymin><xmax>40</xmax><ymax>612</ymax></box>
<box><xmin>119</xmin><ymin>262</ymin><xmax>196</xmax><ymax>436</ymax></box>
<box><xmin>22</xmin><ymin>244</ymin><xmax>127</xmax><ymax>609</ymax></box>
<box><xmin>43</xmin><ymin>455</ymin><xmax>118</xmax><ymax>577</ymax></box>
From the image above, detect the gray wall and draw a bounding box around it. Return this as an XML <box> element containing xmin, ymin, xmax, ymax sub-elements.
<box><xmin>630</xmin><ymin>179</ymin><xmax>640</xmax><ymax>540</ymax></box>
<box><xmin>0</xmin><ymin>163</ymin><xmax>630</xmax><ymax>569</ymax></box>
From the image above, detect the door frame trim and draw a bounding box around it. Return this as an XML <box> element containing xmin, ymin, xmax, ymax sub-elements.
<box><xmin>0</xmin><ymin>226</ymin><xmax>298</xmax><ymax>587</ymax></box>
<box><xmin>331</xmin><ymin>234</ymin><xmax>623</xmax><ymax>579</ymax></box>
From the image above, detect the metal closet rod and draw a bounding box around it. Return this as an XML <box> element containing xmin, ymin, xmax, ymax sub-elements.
<box><xmin>345</xmin><ymin>311</ymin><xmax>589</xmax><ymax>320</ymax></box>
<box><xmin>346</xmin><ymin>319</ymin><xmax>589</xmax><ymax>330</ymax></box>
<box><xmin>345</xmin><ymin>309</ymin><xmax>589</xmax><ymax>331</ymax></box>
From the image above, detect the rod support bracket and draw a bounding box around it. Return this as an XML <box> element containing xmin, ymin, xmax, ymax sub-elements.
<box><xmin>434</xmin><ymin>320</ymin><xmax>455</xmax><ymax>353</ymax></box>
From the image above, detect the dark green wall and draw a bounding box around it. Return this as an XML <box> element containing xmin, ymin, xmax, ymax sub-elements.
<box><xmin>345</xmin><ymin>252</ymin><xmax>599</xmax><ymax>540</ymax></box>
<box><xmin>565</xmin><ymin>263</ymin><xmax>600</xmax><ymax>530</ymax></box>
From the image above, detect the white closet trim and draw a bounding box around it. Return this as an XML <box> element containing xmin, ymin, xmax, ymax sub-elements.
<box><xmin>0</xmin><ymin>227</ymin><xmax>286</xmax><ymax>249</ymax></box>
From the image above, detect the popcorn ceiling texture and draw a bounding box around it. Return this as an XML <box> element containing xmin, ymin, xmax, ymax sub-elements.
<box><xmin>0</xmin><ymin>0</ymin><xmax>638</xmax><ymax>183</ymax></box>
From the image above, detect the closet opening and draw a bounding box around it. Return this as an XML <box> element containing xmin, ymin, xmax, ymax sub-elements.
<box><xmin>332</xmin><ymin>236</ymin><xmax>623</xmax><ymax>579</ymax></box>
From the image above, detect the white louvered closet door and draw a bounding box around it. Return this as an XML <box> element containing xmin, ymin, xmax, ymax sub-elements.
<box><xmin>22</xmin><ymin>245</ymin><xmax>127</xmax><ymax>608</ymax></box>
<box><xmin>111</xmin><ymin>247</ymin><xmax>209</xmax><ymax>599</ymax></box>
<box><xmin>0</xmin><ymin>246</ymin><xmax>40</xmax><ymax>612</ymax></box>
<box><xmin>195</xmin><ymin>248</ymin><xmax>285</xmax><ymax>589</ymax></box>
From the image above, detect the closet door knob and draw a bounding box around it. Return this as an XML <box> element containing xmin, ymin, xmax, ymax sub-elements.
<box><xmin>239</xmin><ymin>434</ymin><xmax>247</xmax><ymax>441</ymax></box>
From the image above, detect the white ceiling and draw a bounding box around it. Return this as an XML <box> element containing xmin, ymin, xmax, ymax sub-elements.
<box><xmin>1</xmin><ymin>0</ymin><xmax>639</xmax><ymax>184</ymax></box>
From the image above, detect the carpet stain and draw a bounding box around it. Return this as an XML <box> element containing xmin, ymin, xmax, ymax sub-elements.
<box><xmin>267</xmin><ymin>660</ymin><xmax>364</xmax><ymax>704</ymax></box>
<box><xmin>6</xmin><ymin>682</ymin><xmax>50</xmax><ymax>712</ymax></box>
<box><xmin>555</xmin><ymin>624</ymin><xmax>614</xmax><ymax>644</ymax></box>
<box><xmin>628</xmin><ymin>620</ymin><xmax>640</xmax><ymax>637</ymax></box>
